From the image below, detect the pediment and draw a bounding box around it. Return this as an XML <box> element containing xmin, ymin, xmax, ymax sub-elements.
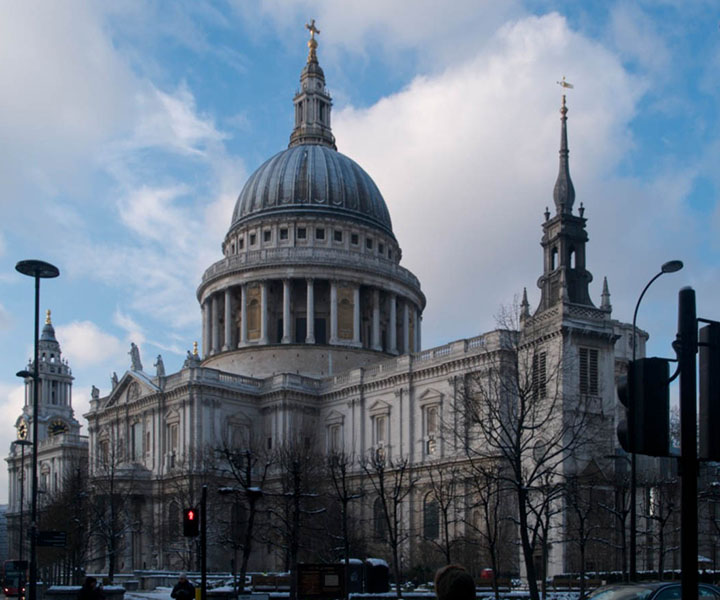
<box><xmin>418</xmin><ymin>387</ymin><xmax>444</xmax><ymax>407</ymax></box>
<box><xmin>368</xmin><ymin>399</ymin><xmax>391</xmax><ymax>416</ymax></box>
<box><xmin>325</xmin><ymin>409</ymin><xmax>345</xmax><ymax>425</ymax></box>
<box><xmin>104</xmin><ymin>371</ymin><xmax>160</xmax><ymax>408</ymax></box>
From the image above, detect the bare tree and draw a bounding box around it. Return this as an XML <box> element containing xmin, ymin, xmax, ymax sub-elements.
<box><xmin>644</xmin><ymin>471</ymin><xmax>679</xmax><ymax>579</ymax></box>
<box><xmin>422</xmin><ymin>461</ymin><xmax>463</xmax><ymax>565</ymax></box>
<box><xmin>325</xmin><ymin>450</ymin><xmax>364</xmax><ymax>598</ymax></box>
<box><xmin>265</xmin><ymin>436</ymin><xmax>325</xmax><ymax>597</ymax></box>
<box><xmin>456</xmin><ymin>306</ymin><xmax>593</xmax><ymax>600</ymax></box>
<box><xmin>463</xmin><ymin>462</ymin><xmax>513</xmax><ymax>600</ymax></box>
<box><xmin>361</xmin><ymin>450</ymin><xmax>418</xmax><ymax>599</ymax></box>
<box><xmin>87</xmin><ymin>437</ymin><xmax>139</xmax><ymax>580</ymax></box>
<box><xmin>216</xmin><ymin>441</ymin><xmax>274</xmax><ymax>592</ymax></box>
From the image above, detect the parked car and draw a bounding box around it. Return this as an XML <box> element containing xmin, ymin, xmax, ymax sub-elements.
<box><xmin>587</xmin><ymin>582</ymin><xmax>720</xmax><ymax>600</ymax></box>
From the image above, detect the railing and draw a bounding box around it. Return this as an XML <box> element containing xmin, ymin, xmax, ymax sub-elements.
<box><xmin>200</xmin><ymin>246</ymin><xmax>421</xmax><ymax>289</ymax></box>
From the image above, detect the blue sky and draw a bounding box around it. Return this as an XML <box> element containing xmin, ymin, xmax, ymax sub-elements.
<box><xmin>1</xmin><ymin>1</ymin><xmax>719</xmax><ymax>501</ymax></box>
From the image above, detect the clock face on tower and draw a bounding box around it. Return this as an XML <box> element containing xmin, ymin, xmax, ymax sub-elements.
<box><xmin>49</xmin><ymin>419</ymin><xmax>68</xmax><ymax>436</ymax></box>
<box><xmin>17</xmin><ymin>419</ymin><xmax>28</xmax><ymax>440</ymax></box>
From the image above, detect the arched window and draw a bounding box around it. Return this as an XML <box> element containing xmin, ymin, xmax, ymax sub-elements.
<box><xmin>423</xmin><ymin>494</ymin><xmax>439</xmax><ymax>540</ymax></box>
<box><xmin>551</xmin><ymin>247</ymin><xmax>558</xmax><ymax>270</ymax></box>
<box><xmin>373</xmin><ymin>497</ymin><xmax>387</xmax><ymax>540</ymax></box>
<box><xmin>168</xmin><ymin>502</ymin><xmax>179</xmax><ymax>539</ymax></box>
<box><xmin>569</xmin><ymin>246</ymin><xmax>576</xmax><ymax>269</ymax></box>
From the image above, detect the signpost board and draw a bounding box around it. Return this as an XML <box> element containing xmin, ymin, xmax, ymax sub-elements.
<box><xmin>297</xmin><ymin>564</ymin><xmax>345</xmax><ymax>600</ymax></box>
<box><xmin>37</xmin><ymin>531</ymin><xmax>67</xmax><ymax>547</ymax></box>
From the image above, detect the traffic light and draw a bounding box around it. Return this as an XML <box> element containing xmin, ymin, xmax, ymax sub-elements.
<box><xmin>617</xmin><ymin>357</ymin><xmax>670</xmax><ymax>457</ymax></box>
<box><xmin>699</xmin><ymin>322</ymin><xmax>720</xmax><ymax>461</ymax></box>
<box><xmin>183</xmin><ymin>507</ymin><xmax>200</xmax><ymax>537</ymax></box>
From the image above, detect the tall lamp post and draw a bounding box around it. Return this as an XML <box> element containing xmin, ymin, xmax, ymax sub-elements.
<box><xmin>16</xmin><ymin>259</ymin><xmax>60</xmax><ymax>600</ymax></box>
<box><xmin>12</xmin><ymin>438</ymin><xmax>33</xmax><ymax>562</ymax></box>
<box><xmin>629</xmin><ymin>259</ymin><xmax>683</xmax><ymax>580</ymax></box>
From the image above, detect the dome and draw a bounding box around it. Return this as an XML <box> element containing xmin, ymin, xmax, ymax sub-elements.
<box><xmin>230</xmin><ymin>144</ymin><xmax>394</xmax><ymax>238</ymax></box>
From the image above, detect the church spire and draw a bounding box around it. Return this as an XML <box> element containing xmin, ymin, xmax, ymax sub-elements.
<box><xmin>289</xmin><ymin>20</ymin><xmax>336</xmax><ymax>150</ymax></box>
<box><xmin>553</xmin><ymin>95</ymin><xmax>575</xmax><ymax>214</ymax></box>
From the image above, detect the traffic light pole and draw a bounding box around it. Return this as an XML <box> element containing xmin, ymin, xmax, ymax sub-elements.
<box><xmin>677</xmin><ymin>287</ymin><xmax>698</xmax><ymax>600</ymax></box>
<box><xmin>201</xmin><ymin>485</ymin><xmax>207</xmax><ymax>600</ymax></box>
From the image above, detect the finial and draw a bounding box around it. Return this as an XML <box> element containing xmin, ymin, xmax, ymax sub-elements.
<box><xmin>520</xmin><ymin>287</ymin><xmax>530</xmax><ymax>320</ymax></box>
<box><xmin>46</xmin><ymin>309</ymin><xmax>52</xmax><ymax>325</ymax></box>
<box><xmin>193</xmin><ymin>341</ymin><xmax>199</xmax><ymax>356</ymax></box>
<box><xmin>579</xmin><ymin>202</ymin><xmax>585</xmax><ymax>218</ymax></box>
<box><xmin>306</xmin><ymin>19</ymin><xmax>320</xmax><ymax>63</ymax></box>
<box><xmin>556</xmin><ymin>76</ymin><xmax>574</xmax><ymax>90</ymax></box>
<box><xmin>601</xmin><ymin>276</ymin><xmax>612</xmax><ymax>311</ymax></box>
<box><xmin>552</xmin><ymin>91</ymin><xmax>576</xmax><ymax>214</ymax></box>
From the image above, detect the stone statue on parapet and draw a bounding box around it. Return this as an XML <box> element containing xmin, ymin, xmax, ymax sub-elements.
<box><xmin>91</xmin><ymin>385</ymin><xmax>100</xmax><ymax>400</ymax></box>
<box><xmin>129</xmin><ymin>342</ymin><xmax>143</xmax><ymax>371</ymax></box>
<box><xmin>154</xmin><ymin>354</ymin><xmax>166</xmax><ymax>378</ymax></box>
<box><xmin>111</xmin><ymin>372</ymin><xmax>118</xmax><ymax>389</ymax></box>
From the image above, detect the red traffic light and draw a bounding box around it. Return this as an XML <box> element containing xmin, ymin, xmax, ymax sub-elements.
<box><xmin>183</xmin><ymin>507</ymin><xmax>200</xmax><ymax>536</ymax></box>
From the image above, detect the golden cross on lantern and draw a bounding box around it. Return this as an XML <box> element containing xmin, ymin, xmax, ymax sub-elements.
<box><xmin>306</xmin><ymin>19</ymin><xmax>320</xmax><ymax>40</ymax></box>
<box><xmin>556</xmin><ymin>76</ymin><xmax>574</xmax><ymax>89</ymax></box>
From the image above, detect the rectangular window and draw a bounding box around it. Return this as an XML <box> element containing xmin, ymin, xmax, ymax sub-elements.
<box><xmin>366</xmin><ymin>238</ymin><xmax>373</xmax><ymax>250</ymax></box>
<box><xmin>316</xmin><ymin>227</ymin><xmax>325</xmax><ymax>240</ymax></box>
<box><xmin>334</xmin><ymin>230</ymin><xmax>343</xmax><ymax>242</ymax></box>
<box><xmin>532</xmin><ymin>351</ymin><xmax>547</xmax><ymax>399</ymax></box>
<box><xmin>375</xmin><ymin>415</ymin><xmax>387</xmax><ymax>445</ymax></box>
<box><xmin>329</xmin><ymin>424</ymin><xmax>341</xmax><ymax>451</ymax></box>
<box><xmin>168</xmin><ymin>423</ymin><xmax>178</xmax><ymax>453</ymax></box>
<box><xmin>351</xmin><ymin>233</ymin><xmax>359</xmax><ymax>245</ymax></box>
<box><xmin>280</xmin><ymin>228</ymin><xmax>288</xmax><ymax>240</ymax></box>
<box><xmin>132</xmin><ymin>422</ymin><xmax>143</xmax><ymax>461</ymax></box>
<box><xmin>580</xmin><ymin>347</ymin><xmax>599</xmax><ymax>395</ymax></box>
<box><xmin>263</xmin><ymin>230</ymin><xmax>271</xmax><ymax>242</ymax></box>
<box><xmin>297</xmin><ymin>227</ymin><xmax>307</xmax><ymax>239</ymax></box>
<box><xmin>388</xmin><ymin>249</ymin><xmax>393</xmax><ymax>260</ymax></box>
<box><xmin>238</xmin><ymin>237</ymin><xmax>244</xmax><ymax>250</ymax></box>
<box><xmin>249</xmin><ymin>233</ymin><xmax>257</xmax><ymax>246</ymax></box>
<box><xmin>378</xmin><ymin>243</ymin><xmax>384</xmax><ymax>255</ymax></box>
<box><xmin>267</xmin><ymin>436</ymin><xmax>273</xmax><ymax>450</ymax></box>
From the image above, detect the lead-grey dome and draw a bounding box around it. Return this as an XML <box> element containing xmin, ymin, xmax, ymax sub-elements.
<box><xmin>230</xmin><ymin>144</ymin><xmax>394</xmax><ymax>238</ymax></box>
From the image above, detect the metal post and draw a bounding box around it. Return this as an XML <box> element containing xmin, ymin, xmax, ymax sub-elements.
<box><xmin>29</xmin><ymin>274</ymin><xmax>40</xmax><ymax>600</ymax></box>
<box><xmin>201</xmin><ymin>485</ymin><xmax>207</xmax><ymax>600</ymax></box>
<box><xmin>677</xmin><ymin>287</ymin><xmax>698</xmax><ymax>600</ymax></box>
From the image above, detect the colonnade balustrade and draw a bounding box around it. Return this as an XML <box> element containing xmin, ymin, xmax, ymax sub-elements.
<box><xmin>201</xmin><ymin>277</ymin><xmax>421</xmax><ymax>358</ymax></box>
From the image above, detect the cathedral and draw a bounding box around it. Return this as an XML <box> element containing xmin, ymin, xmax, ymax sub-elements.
<box><xmin>6</xmin><ymin>28</ymin><xmax>649</xmax><ymax>582</ymax></box>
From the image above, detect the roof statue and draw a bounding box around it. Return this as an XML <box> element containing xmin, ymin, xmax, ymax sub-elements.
<box><xmin>129</xmin><ymin>342</ymin><xmax>143</xmax><ymax>371</ymax></box>
<box><xmin>154</xmin><ymin>354</ymin><xmax>165</xmax><ymax>378</ymax></box>
<box><xmin>111</xmin><ymin>371</ymin><xmax>119</xmax><ymax>389</ymax></box>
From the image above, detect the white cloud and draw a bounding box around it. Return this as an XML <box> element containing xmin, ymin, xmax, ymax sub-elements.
<box><xmin>0</xmin><ymin>383</ymin><xmax>29</xmax><ymax>503</ymax></box>
<box><xmin>608</xmin><ymin>3</ymin><xmax>671</xmax><ymax>76</ymax></box>
<box><xmin>54</xmin><ymin>321</ymin><xmax>125</xmax><ymax>367</ymax></box>
<box><xmin>0</xmin><ymin>303</ymin><xmax>11</xmax><ymax>330</ymax></box>
<box><xmin>334</xmin><ymin>13</ymin><xmax>644</xmax><ymax>345</ymax></box>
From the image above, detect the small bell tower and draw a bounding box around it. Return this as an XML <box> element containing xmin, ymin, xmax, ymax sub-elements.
<box><xmin>535</xmin><ymin>95</ymin><xmax>593</xmax><ymax>314</ymax></box>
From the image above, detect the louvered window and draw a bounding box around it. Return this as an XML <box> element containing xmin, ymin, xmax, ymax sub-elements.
<box><xmin>579</xmin><ymin>347</ymin><xmax>599</xmax><ymax>395</ymax></box>
<box><xmin>532</xmin><ymin>351</ymin><xmax>547</xmax><ymax>399</ymax></box>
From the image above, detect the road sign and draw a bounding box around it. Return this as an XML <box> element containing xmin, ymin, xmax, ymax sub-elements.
<box><xmin>37</xmin><ymin>530</ymin><xmax>67</xmax><ymax>547</ymax></box>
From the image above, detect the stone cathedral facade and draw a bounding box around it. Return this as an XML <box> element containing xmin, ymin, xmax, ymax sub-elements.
<box><xmin>7</xmin><ymin>31</ymin><xmax>645</xmax><ymax>579</ymax></box>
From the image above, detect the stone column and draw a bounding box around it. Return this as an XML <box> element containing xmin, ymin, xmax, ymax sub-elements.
<box><xmin>389</xmin><ymin>293</ymin><xmax>397</xmax><ymax>354</ymax></box>
<box><xmin>403</xmin><ymin>300</ymin><xmax>410</xmax><ymax>354</ymax></box>
<box><xmin>282</xmin><ymin>279</ymin><xmax>292</xmax><ymax>344</ymax></box>
<box><xmin>222</xmin><ymin>288</ymin><xmax>232</xmax><ymax>351</ymax></box>
<box><xmin>330</xmin><ymin>280</ymin><xmax>338</xmax><ymax>344</ymax></box>
<box><xmin>415</xmin><ymin>308</ymin><xmax>422</xmax><ymax>352</ymax></box>
<box><xmin>372</xmin><ymin>288</ymin><xmax>382</xmax><ymax>351</ymax></box>
<box><xmin>353</xmin><ymin>285</ymin><xmax>361</xmax><ymax>346</ymax></box>
<box><xmin>202</xmin><ymin>299</ymin><xmax>211</xmax><ymax>358</ymax></box>
<box><xmin>239</xmin><ymin>284</ymin><xmax>248</xmax><ymax>347</ymax></box>
<box><xmin>306</xmin><ymin>278</ymin><xmax>315</xmax><ymax>343</ymax></box>
<box><xmin>260</xmin><ymin>280</ymin><xmax>269</xmax><ymax>344</ymax></box>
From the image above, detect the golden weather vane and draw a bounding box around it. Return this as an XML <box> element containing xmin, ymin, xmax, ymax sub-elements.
<box><xmin>557</xmin><ymin>76</ymin><xmax>574</xmax><ymax>89</ymax></box>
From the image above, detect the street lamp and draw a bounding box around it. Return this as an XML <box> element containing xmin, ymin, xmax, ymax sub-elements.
<box><xmin>16</xmin><ymin>259</ymin><xmax>60</xmax><ymax>600</ymax></box>
<box><xmin>629</xmin><ymin>259</ymin><xmax>683</xmax><ymax>580</ymax></box>
<box><xmin>12</xmin><ymin>438</ymin><xmax>33</xmax><ymax>563</ymax></box>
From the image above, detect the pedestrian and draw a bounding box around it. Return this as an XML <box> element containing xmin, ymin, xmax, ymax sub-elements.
<box><xmin>434</xmin><ymin>565</ymin><xmax>476</xmax><ymax>600</ymax></box>
<box><xmin>171</xmin><ymin>573</ymin><xmax>195</xmax><ymax>600</ymax></box>
<box><xmin>78</xmin><ymin>576</ymin><xmax>104</xmax><ymax>600</ymax></box>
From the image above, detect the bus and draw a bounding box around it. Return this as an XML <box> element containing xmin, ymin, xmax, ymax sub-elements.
<box><xmin>2</xmin><ymin>559</ymin><xmax>27</xmax><ymax>598</ymax></box>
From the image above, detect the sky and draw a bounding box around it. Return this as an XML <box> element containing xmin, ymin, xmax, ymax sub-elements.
<box><xmin>1</xmin><ymin>0</ymin><xmax>719</xmax><ymax>502</ymax></box>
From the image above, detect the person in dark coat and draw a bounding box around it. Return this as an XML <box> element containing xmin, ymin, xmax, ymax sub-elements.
<box><xmin>434</xmin><ymin>565</ymin><xmax>475</xmax><ymax>600</ymax></box>
<box><xmin>171</xmin><ymin>574</ymin><xmax>195</xmax><ymax>600</ymax></box>
<box><xmin>78</xmin><ymin>576</ymin><xmax>104</xmax><ymax>600</ymax></box>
